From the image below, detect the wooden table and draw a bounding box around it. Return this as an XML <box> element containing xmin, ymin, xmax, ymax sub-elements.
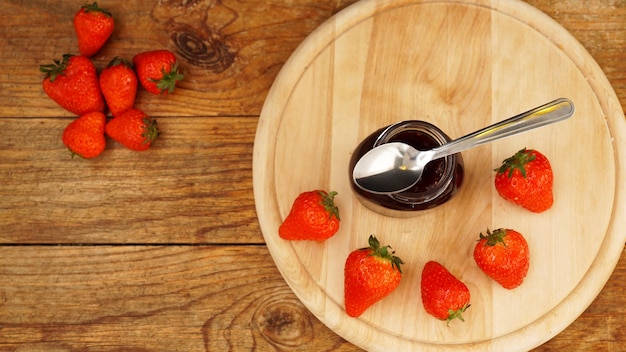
<box><xmin>0</xmin><ymin>1</ymin><xmax>624</xmax><ymax>351</ymax></box>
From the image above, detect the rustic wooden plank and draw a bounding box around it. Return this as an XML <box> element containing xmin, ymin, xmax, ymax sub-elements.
<box><xmin>0</xmin><ymin>245</ymin><xmax>623</xmax><ymax>351</ymax></box>
<box><xmin>0</xmin><ymin>0</ymin><xmax>357</xmax><ymax>118</ymax></box>
<box><xmin>0</xmin><ymin>0</ymin><xmax>624</xmax><ymax>351</ymax></box>
<box><xmin>0</xmin><ymin>117</ymin><xmax>260</xmax><ymax>244</ymax></box>
<box><xmin>0</xmin><ymin>245</ymin><xmax>359</xmax><ymax>351</ymax></box>
<box><xmin>0</xmin><ymin>0</ymin><xmax>623</xmax><ymax>119</ymax></box>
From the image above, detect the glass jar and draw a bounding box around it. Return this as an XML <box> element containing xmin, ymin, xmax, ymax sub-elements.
<box><xmin>349</xmin><ymin>120</ymin><xmax>464</xmax><ymax>217</ymax></box>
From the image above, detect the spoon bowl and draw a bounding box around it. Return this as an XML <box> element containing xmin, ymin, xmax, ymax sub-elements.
<box><xmin>353</xmin><ymin>98</ymin><xmax>575</xmax><ymax>195</ymax></box>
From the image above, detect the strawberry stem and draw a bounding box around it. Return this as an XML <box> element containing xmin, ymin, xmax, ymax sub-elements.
<box><xmin>494</xmin><ymin>148</ymin><xmax>536</xmax><ymax>178</ymax></box>
<box><xmin>478</xmin><ymin>228</ymin><xmax>508</xmax><ymax>247</ymax></box>
<box><xmin>447</xmin><ymin>303</ymin><xmax>471</xmax><ymax>325</ymax></box>
<box><xmin>39</xmin><ymin>54</ymin><xmax>73</xmax><ymax>82</ymax></box>
<box><xmin>151</xmin><ymin>63</ymin><xmax>184</xmax><ymax>94</ymax></box>
<box><xmin>365</xmin><ymin>235</ymin><xmax>404</xmax><ymax>273</ymax></box>
<box><xmin>82</xmin><ymin>2</ymin><xmax>112</xmax><ymax>17</ymax></box>
<box><xmin>107</xmin><ymin>56</ymin><xmax>133</xmax><ymax>69</ymax></box>
<box><xmin>141</xmin><ymin>118</ymin><xmax>160</xmax><ymax>145</ymax></box>
<box><xmin>318</xmin><ymin>191</ymin><xmax>340</xmax><ymax>221</ymax></box>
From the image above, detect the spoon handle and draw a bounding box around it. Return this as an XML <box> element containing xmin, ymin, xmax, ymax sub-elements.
<box><xmin>430</xmin><ymin>98</ymin><xmax>575</xmax><ymax>160</ymax></box>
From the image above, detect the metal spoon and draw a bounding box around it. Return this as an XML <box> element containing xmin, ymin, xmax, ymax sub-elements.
<box><xmin>352</xmin><ymin>98</ymin><xmax>574</xmax><ymax>195</ymax></box>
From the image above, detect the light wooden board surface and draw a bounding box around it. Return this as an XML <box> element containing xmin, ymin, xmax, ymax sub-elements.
<box><xmin>254</xmin><ymin>0</ymin><xmax>626</xmax><ymax>350</ymax></box>
<box><xmin>1</xmin><ymin>0</ymin><xmax>625</xmax><ymax>351</ymax></box>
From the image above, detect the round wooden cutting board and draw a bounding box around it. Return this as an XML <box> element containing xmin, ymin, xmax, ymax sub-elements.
<box><xmin>253</xmin><ymin>0</ymin><xmax>626</xmax><ymax>351</ymax></box>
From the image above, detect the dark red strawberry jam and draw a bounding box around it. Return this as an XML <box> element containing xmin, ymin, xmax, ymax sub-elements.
<box><xmin>349</xmin><ymin>120</ymin><xmax>464</xmax><ymax>216</ymax></box>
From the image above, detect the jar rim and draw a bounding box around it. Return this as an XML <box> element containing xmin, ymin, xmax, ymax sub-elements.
<box><xmin>374</xmin><ymin>120</ymin><xmax>457</xmax><ymax>205</ymax></box>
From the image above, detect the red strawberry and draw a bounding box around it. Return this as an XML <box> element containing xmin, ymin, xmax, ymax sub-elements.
<box><xmin>278</xmin><ymin>190</ymin><xmax>340</xmax><ymax>241</ymax></box>
<box><xmin>494</xmin><ymin>148</ymin><xmax>553</xmax><ymax>213</ymax></box>
<box><xmin>40</xmin><ymin>54</ymin><xmax>105</xmax><ymax>115</ymax></box>
<box><xmin>99</xmin><ymin>57</ymin><xmax>137</xmax><ymax>116</ymax></box>
<box><xmin>73</xmin><ymin>2</ymin><xmax>115</xmax><ymax>57</ymax></box>
<box><xmin>105</xmin><ymin>108</ymin><xmax>159</xmax><ymax>151</ymax></box>
<box><xmin>421</xmin><ymin>261</ymin><xmax>470</xmax><ymax>323</ymax></box>
<box><xmin>344</xmin><ymin>235</ymin><xmax>404</xmax><ymax>317</ymax></box>
<box><xmin>473</xmin><ymin>228</ymin><xmax>530</xmax><ymax>289</ymax></box>
<box><xmin>132</xmin><ymin>50</ymin><xmax>184</xmax><ymax>94</ymax></box>
<box><xmin>62</xmin><ymin>111</ymin><xmax>106</xmax><ymax>159</ymax></box>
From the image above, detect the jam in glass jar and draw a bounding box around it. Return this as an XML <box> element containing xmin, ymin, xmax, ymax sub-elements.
<box><xmin>349</xmin><ymin>120</ymin><xmax>464</xmax><ymax>217</ymax></box>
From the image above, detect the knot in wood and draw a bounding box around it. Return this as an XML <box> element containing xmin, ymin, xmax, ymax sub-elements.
<box><xmin>170</xmin><ymin>27</ymin><xmax>235</xmax><ymax>74</ymax></box>
<box><xmin>254</xmin><ymin>299</ymin><xmax>313</xmax><ymax>348</ymax></box>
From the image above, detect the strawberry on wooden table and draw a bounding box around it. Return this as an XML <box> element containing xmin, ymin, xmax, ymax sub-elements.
<box><xmin>420</xmin><ymin>261</ymin><xmax>470</xmax><ymax>324</ymax></box>
<box><xmin>40</xmin><ymin>54</ymin><xmax>105</xmax><ymax>115</ymax></box>
<box><xmin>99</xmin><ymin>57</ymin><xmax>137</xmax><ymax>117</ymax></box>
<box><xmin>344</xmin><ymin>235</ymin><xmax>404</xmax><ymax>318</ymax></box>
<box><xmin>494</xmin><ymin>148</ymin><xmax>554</xmax><ymax>213</ymax></box>
<box><xmin>62</xmin><ymin>111</ymin><xmax>106</xmax><ymax>159</ymax></box>
<box><xmin>105</xmin><ymin>108</ymin><xmax>159</xmax><ymax>151</ymax></box>
<box><xmin>473</xmin><ymin>228</ymin><xmax>530</xmax><ymax>289</ymax></box>
<box><xmin>279</xmin><ymin>190</ymin><xmax>340</xmax><ymax>241</ymax></box>
<box><xmin>73</xmin><ymin>2</ymin><xmax>115</xmax><ymax>57</ymax></box>
<box><xmin>132</xmin><ymin>50</ymin><xmax>184</xmax><ymax>95</ymax></box>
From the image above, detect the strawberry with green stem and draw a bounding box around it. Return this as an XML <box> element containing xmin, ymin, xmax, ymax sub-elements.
<box><xmin>99</xmin><ymin>57</ymin><xmax>137</xmax><ymax>117</ymax></box>
<box><xmin>279</xmin><ymin>190</ymin><xmax>340</xmax><ymax>241</ymax></box>
<box><xmin>74</xmin><ymin>2</ymin><xmax>115</xmax><ymax>57</ymax></box>
<box><xmin>40</xmin><ymin>54</ymin><xmax>105</xmax><ymax>116</ymax></box>
<box><xmin>494</xmin><ymin>148</ymin><xmax>553</xmax><ymax>213</ymax></box>
<box><xmin>473</xmin><ymin>228</ymin><xmax>530</xmax><ymax>289</ymax></box>
<box><xmin>344</xmin><ymin>235</ymin><xmax>404</xmax><ymax>317</ymax></box>
<box><xmin>105</xmin><ymin>108</ymin><xmax>159</xmax><ymax>151</ymax></box>
<box><xmin>62</xmin><ymin>111</ymin><xmax>107</xmax><ymax>159</ymax></box>
<box><xmin>132</xmin><ymin>50</ymin><xmax>184</xmax><ymax>94</ymax></box>
<box><xmin>421</xmin><ymin>261</ymin><xmax>471</xmax><ymax>324</ymax></box>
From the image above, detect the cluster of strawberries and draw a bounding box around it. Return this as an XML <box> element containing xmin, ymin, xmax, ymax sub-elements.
<box><xmin>279</xmin><ymin>147</ymin><xmax>552</xmax><ymax>322</ymax></box>
<box><xmin>39</xmin><ymin>2</ymin><xmax>184</xmax><ymax>159</ymax></box>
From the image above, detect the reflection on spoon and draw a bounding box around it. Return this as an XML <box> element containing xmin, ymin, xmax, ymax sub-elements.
<box><xmin>352</xmin><ymin>98</ymin><xmax>575</xmax><ymax>195</ymax></box>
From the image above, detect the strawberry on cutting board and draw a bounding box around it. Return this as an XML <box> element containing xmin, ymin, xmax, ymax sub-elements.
<box><xmin>132</xmin><ymin>50</ymin><xmax>184</xmax><ymax>95</ymax></box>
<box><xmin>40</xmin><ymin>54</ymin><xmax>105</xmax><ymax>116</ymax></box>
<box><xmin>74</xmin><ymin>2</ymin><xmax>115</xmax><ymax>57</ymax></box>
<box><xmin>494</xmin><ymin>148</ymin><xmax>553</xmax><ymax>213</ymax></box>
<box><xmin>278</xmin><ymin>190</ymin><xmax>340</xmax><ymax>241</ymax></box>
<box><xmin>344</xmin><ymin>235</ymin><xmax>404</xmax><ymax>318</ymax></box>
<box><xmin>420</xmin><ymin>261</ymin><xmax>471</xmax><ymax>324</ymax></box>
<box><xmin>473</xmin><ymin>228</ymin><xmax>530</xmax><ymax>289</ymax></box>
<box><xmin>99</xmin><ymin>57</ymin><xmax>137</xmax><ymax>117</ymax></box>
<box><xmin>105</xmin><ymin>108</ymin><xmax>159</xmax><ymax>151</ymax></box>
<box><xmin>62</xmin><ymin>111</ymin><xmax>106</xmax><ymax>159</ymax></box>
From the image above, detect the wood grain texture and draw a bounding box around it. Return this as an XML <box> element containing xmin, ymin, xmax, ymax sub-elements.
<box><xmin>0</xmin><ymin>246</ymin><xmax>624</xmax><ymax>351</ymax></box>
<box><xmin>525</xmin><ymin>0</ymin><xmax>626</xmax><ymax>112</ymax></box>
<box><xmin>0</xmin><ymin>0</ymin><xmax>624</xmax><ymax>351</ymax></box>
<box><xmin>0</xmin><ymin>117</ymin><xmax>260</xmax><ymax>244</ymax></box>
<box><xmin>0</xmin><ymin>246</ymin><xmax>358</xmax><ymax>351</ymax></box>
<box><xmin>0</xmin><ymin>0</ymin><xmax>355</xmax><ymax>118</ymax></box>
<box><xmin>254</xmin><ymin>0</ymin><xmax>626</xmax><ymax>350</ymax></box>
<box><xmin>1</xmin><ymin>0</ymin><xmax>623</xmax><ymax>118</ymax></box>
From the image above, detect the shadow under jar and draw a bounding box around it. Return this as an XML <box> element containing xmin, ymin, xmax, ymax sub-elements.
<box><xmin>349</xmin><ymin>120</ymin><xmax>464</xmax><ymax>217</ymax></box>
